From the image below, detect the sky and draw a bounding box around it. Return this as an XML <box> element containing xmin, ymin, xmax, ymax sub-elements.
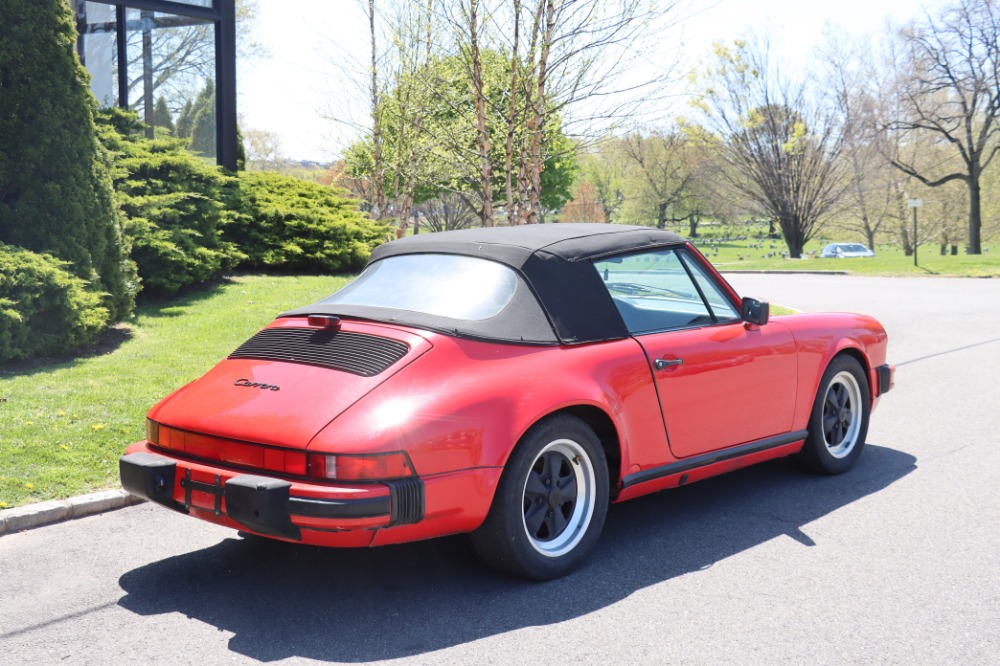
<box><xmin>238</xmin><ymin>0</ymin><xmax>945</xmax><ymax>163</ymax></box>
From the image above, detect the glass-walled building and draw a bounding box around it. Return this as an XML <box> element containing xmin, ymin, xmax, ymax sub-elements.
<box><xmin>70</xmin><ymin>0</ymin><xmax>238</xmax><ymax>169</ymax></box>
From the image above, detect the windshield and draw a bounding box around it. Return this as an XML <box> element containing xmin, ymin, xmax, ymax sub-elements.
<box><xmin>320</xmin><ymin>254</ymin><xmax>519</xmax><ymax>320</ymax></box>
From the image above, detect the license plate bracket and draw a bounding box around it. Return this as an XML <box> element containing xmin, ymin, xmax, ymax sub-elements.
<box><xmin>180</xmin><ymin>468</ymin><xmax>223</xmax><ymax>516</ymax></box>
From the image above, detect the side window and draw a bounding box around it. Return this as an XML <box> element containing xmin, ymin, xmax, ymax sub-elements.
<box><xmin>679</xmin><ymin>251</ymin><xmax>741</xmax><ymax>322</ymax></box>
<box><xmin>594</xmin><ymin>249</ymin><xmax>714</xmax><ymax>334</ymax></box>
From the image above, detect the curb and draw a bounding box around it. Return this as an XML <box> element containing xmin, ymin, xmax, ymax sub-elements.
<box><xmin>0</xmin><ymin>489</ymin><xmax>144</xmax><ymax>536</ymax></box>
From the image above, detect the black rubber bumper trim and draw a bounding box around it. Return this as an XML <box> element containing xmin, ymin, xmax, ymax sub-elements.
<box><xmin>288</xmin><ymin>494</ymin><xmax>390</xmax><ymax>519</ymax></box>
<box><xmin>120</xmin><ymin>452</ymin><xmax>186</xmax><ymax>513</ymax></box>
<box><xmin>386</xmin><ymin>477</ymin><xmax>425</xmax><ymax>526</ymax></box>
<box><xmin>876</xmin><ymin>364</ymin><xmax>892</xmax><ymax>396</ymax></box>
<box><xmin>224</xmin><ymin>475</ymin><xmax>301</xmax><ymax>540</ymax></box>
<box><xmin>120</xmin><ymin>452</ymin><xmax>399</xmax><ymax>539</ymax></box>
<box><xmin>621</xmin><ymin>430</ymin><xmax>809</xmax><ymax>489</ymax></box>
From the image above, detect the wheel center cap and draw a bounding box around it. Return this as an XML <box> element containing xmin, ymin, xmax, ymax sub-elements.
<box><xmin>547</xmin><ymin>487</ymin><xmax>563</xmax><ymax>508</ymax></box>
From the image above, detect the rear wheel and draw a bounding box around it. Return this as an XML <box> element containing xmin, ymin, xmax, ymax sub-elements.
<box><xmin>472</xmin><ymin>415</ymin><xmax>609</xmax><ymax>580</ymax></box>
<box><xmin>798</xmin><ymin>355</ymin><xmax>870</xmax><ymax>474</ymax></box>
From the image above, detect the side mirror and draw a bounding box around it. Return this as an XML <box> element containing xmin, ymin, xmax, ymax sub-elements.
<box><xmin>741</xmin><ymin>297</ymin><xmax>769</xmax><ymax>326</ymax></box>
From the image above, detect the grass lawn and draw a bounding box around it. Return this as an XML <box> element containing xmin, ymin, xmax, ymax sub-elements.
<box><xmin>0</xmin><ymin>274</ymin><xmax>350</xmax><ymax>509</ymax></box>
<box><xmin>692</xmin><ymin>236</ymin><xmax>1000</xmax><ymax>277</ymax></box>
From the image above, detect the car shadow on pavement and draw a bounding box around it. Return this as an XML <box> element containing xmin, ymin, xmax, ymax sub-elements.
<box><xmin>117</xmin><ymin>444</ymin><xmax>915</xmax><ymax>663</ymax></box>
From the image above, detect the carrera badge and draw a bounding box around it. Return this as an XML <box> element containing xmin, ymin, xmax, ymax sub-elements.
<box><xmin>234</xmin><ymin>378</ymin><xmax>280</xmax><ymax>391</ymax></box>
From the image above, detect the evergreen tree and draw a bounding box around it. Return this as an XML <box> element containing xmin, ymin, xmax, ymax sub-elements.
<box><xmin>176</xmin><ymin>99</ymin><xmax>195</xmax><ymax>138</ymax></box>
<box><xmin>0</xmin><ymin>0</ymin><xmax>137</xmax><ymax>319</ymax></box>
<box><xmin>235</xmin><ymin>124</ymin><xmax>247</xmax><ymax>171</ymax></box>
<box><xmin>190</xmin><ymin>79</ymin><xmax>216</xmax><ymax>157</ymax></box>
<box><xmin>153</xmin><ymin>97</ymin><xmax>175</xmax><ymax>135</ymax></box>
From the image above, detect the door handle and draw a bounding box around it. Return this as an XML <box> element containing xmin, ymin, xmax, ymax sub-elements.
<box><xmin>654</xmin><ymin>357</ymin><xmax>684</xmax><ymax>370</ymax></box>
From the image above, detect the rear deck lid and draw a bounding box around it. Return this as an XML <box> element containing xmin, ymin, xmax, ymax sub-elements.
<box><xmin>148</xmin><ymin>319</ymin><xmax>432</xmax><ymax>448</ymax></box>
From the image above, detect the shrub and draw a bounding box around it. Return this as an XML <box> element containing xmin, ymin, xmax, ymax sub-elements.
<box><xmin>0</xmin><ymin>244</ymin><xmax>109</xmax><ymax>363</ymax></box>
<box><xmin>0</xmin><ymin>0</ymin><xmax>138</xmax><ymax>320</ymax></box>
<box><xmin>96</xmin><ymin>109</ymin><xmax>244</xmax><ymax>294</ymax></box>
<box><xmin>228</xmin><ymin>172</ymin><xmax>389</xmax><ymax>273</ymax></box>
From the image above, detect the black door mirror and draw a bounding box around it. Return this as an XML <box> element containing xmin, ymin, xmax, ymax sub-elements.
<box><xmin>741</xmin><ymin>297</ymin><xmax>769</xmax><ymax>326</ymax></box>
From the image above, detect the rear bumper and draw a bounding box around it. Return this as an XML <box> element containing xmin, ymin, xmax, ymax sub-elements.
<box><xmin>121</xmin><ymin>448</ymin><xmax>420</xmax><ymax>543</ymax></box>
<box><xmin>120</xmin><ymin>442</ymin><xmax>500</xmax><ymax>547</ymax></box>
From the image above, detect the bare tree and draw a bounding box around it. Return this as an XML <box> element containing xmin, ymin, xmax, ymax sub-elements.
<box><xmin>559</xmin><ymin>180</ymin><xmax>606</xmax><ymax>222</ymax></box>
<box><xmin>384</xmin><ymin>0</ymin><xmax>436</xmax><ymax>234</ymax></box>
<box><xmin>464</xmin><ymin>0</ymin><xmax>494</xmax><ymax>224</ymax></box>
<box><xmin>820</xmin><ymin>32</ymin><xmax>894</xmax><ymax>250</ymax></box>
<box><xmin>484</xmin><ymin>0</ymin><xmax>682</xmax><ymax>224</ymax></box>
<box><xmin>698</xmin><ymin>38</ymin><xmax>848</xmax><ymax>257</ymax></box>
<box><xmin>365</xmin><ymin>0</ymin><xmax>388</xmax><ymax>222</ymax></box>
<box><xmin>504</xmin><ymin>0</ymin><xmax>523</xmax><ymax>224</ymax></box>
<box><xmin>621</xmin><ymin>130</ymin><xmax>695</xmax><ymax>231</ymax></box>
<box><xmin>888</xmin><ymin>0</ymin><xmax>1000</xmax><ymax>254</ymax></box>
<box><xmin>417</xmin><ymin>193</ymin><xmax>479</xmax><ymax>231</ymax></box>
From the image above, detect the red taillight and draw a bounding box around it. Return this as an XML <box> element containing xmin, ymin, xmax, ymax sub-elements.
<box><xmin>150</xmin><ymin>424</ymin><xmax>307</xmax><ymax>476</ymax></box>
<box><xmin>307</xmin><ymin>315</ymin><xmax>341</xmax><ymax>329</ymax></box>
<box><xmin>307</xmin><ymin>452</ymin><xmax>415</xmax><ymax>481</ymax></box>
<box><xmin>146</xmin><ymin>418</ymin><xmax>159</xmax><ymax>444</ymax></box>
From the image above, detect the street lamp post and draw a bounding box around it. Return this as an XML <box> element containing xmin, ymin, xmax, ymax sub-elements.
<box><xmin>907</xmin><ymin>198</ymin><xmax>922</xmax><ymax>267</ymax></box>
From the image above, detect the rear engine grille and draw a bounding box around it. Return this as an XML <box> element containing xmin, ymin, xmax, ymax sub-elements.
<box><xmin>229</xmin><ymin>328</ymin><xmax>409</xmax><ymax>377</ymax></box>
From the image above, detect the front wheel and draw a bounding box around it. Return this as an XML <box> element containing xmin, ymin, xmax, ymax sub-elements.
<box><xmin>798</xmin><ymin>355</ymin><xmax>871</xmax><ymax>474</ymax></box>
<box><xmin>471</xmin><ymin>415</ymin><xmax>609</xmax><ymax>580</ymax></box>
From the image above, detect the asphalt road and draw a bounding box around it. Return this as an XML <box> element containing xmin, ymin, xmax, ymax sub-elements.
<box><xmin>1</xmin><ymin>274</ymin><xmax>998</xmax><ymax>665</ymax></box>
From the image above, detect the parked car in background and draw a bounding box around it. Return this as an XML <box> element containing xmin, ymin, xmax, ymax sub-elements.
<box><xmin>121</xmin><ymin>224</ymin><xmax>894</xmax><ymax>579</ymax></box>
<box><xmin>821</xmin><ymin>243</ymin><xmax>876</xmax><ymax>258</ymax></box>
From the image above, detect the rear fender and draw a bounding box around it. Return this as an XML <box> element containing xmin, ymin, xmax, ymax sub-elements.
<box><xmin>308</xmin><ymin>334</ymin><xmax>666</xmax><ymax>485</ymax></box>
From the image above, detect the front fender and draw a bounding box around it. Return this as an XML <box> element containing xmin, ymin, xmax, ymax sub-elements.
<box><xmin>774</xmin><ymin>313</ymin><xmax>889</xmax><ymax>430</ymax></box>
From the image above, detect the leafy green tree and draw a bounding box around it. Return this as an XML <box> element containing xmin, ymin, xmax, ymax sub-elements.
<box><xmin>0</xmin><ymin>0</ymin><xmax>137</xmax><ymax>319</ymax></box>
<box><xmin>620</xmin><ymin>131</ymin><xmax>695</xmax><ymax>231</ymax></box>
<box><xmin>345</xmin><ymin>51</ymin><xmax>576</xmax><ymax>225</ymax></box>
<box><xmin>578</xmin><ymin>147</ymin><xmax>627</xmax><ymax>223</ymax></box>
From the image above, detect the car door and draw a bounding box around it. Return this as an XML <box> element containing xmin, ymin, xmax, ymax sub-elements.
<box><xmin>594</xmin><ymin>247</ymin><xmax>798</xmax><ymax>459</ymax></box>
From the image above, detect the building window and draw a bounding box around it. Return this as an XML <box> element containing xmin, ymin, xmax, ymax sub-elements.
<box><xmin>72</xmin><ymin>0</ymin><xmax>237</xmax><ymax>169</ymax></box>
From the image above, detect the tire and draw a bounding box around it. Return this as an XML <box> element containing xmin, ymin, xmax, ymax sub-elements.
<box><xmin>471</xmin><ymin>415</ymin><xmax>609</xmax><ymax>580</ymax></box>
<box><xmin>798</xmin><ymin>354</ymin><xmax>871</xmax><ymax>474</ymax></box>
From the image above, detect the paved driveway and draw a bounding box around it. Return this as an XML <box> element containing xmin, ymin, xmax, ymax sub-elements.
<box><xmin>1</xmin><ymin>274</ymin><xmax>997</xmax><ymax>665</ymax></box>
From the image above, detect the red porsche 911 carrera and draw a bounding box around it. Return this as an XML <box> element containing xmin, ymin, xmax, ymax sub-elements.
<box><xmin>121</xmin><ymin>224</ymin><xmax>894</xmax><ymax>579</ymax></box>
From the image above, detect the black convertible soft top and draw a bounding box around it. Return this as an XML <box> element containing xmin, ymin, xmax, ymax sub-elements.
<box><xmin>281</xmin><ymin>224</ymin><xmax>687</xmax><ymax>345</ymax></box>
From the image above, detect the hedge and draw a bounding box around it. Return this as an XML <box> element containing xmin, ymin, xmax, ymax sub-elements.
<box><xmin>97</xmin><ymin>108</ymin><xmax>244</xmax><ymax>294</ymax></box>
<box><xmin>227</xmin><ymin>172</ymin><xmax>388</xmax><ymax>273</ymax></box>
<box><xmin>0</xmin><ymin>244</ymin><xmax>109</xmax><ymax>363</ymax></box>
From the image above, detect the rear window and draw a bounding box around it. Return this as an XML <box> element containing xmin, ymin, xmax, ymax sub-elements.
<box><xmin>320</xmin><ymin>254</ymin><xmax>518</xmax><ymax>320</ymax></box>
